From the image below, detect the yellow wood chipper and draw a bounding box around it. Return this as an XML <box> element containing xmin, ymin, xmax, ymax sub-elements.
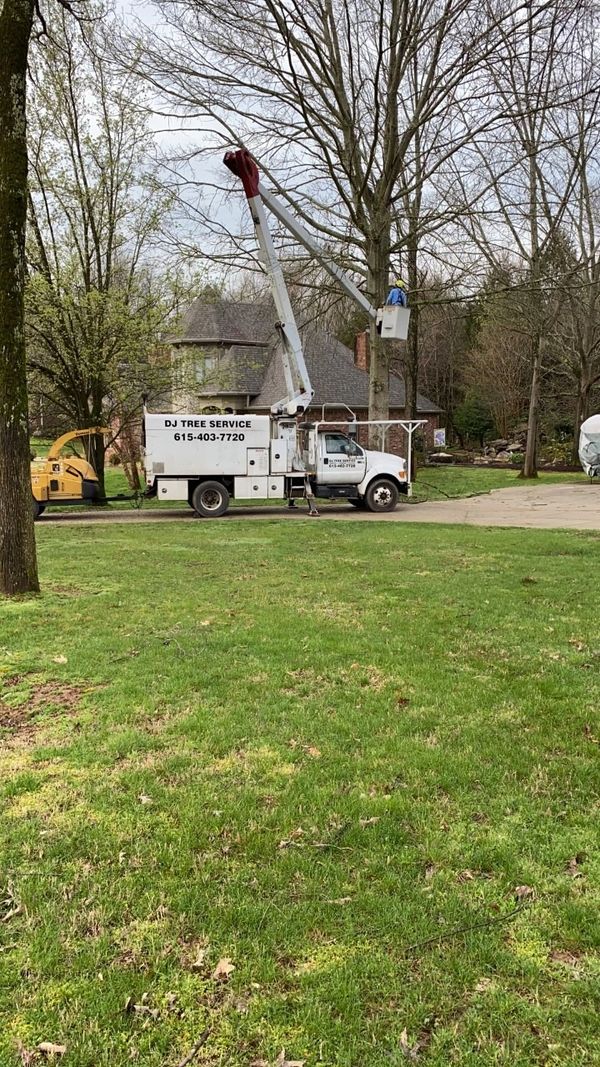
<box><xmin>30</xmin><ymin>427</ymin><xmax>109</xmax><ymax>519</ymax></box>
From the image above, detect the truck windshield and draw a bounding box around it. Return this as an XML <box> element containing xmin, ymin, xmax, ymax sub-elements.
<box><xmin>324</xmin><ymin>433</ymin><xmax>362</xmax><ymax>456</ymax></box>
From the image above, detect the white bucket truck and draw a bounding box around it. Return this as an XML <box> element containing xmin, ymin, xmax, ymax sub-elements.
<box><xmin>144</xmin><ymin>410</ymin><xmax>420</xmax><ymax>517</ymax></box>
<box><xmin>143</xmin><ymin>150</ymin><xmax>424</xmax><ymax>517</ymax></box>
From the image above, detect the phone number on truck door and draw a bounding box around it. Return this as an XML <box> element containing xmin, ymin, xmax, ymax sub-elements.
<box><xmin>173</xmin><ymin>432</ymin><xmax>246</xmax><ymax>442</ymax></box>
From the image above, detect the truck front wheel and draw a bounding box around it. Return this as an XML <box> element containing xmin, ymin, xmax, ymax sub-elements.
<box><xmin>191</xmin><ymin>481</ymin><xmax>230</xmax><ymax>518</ymax></box>
<box><xmin>365</xmin><ymin>478</ymin><xmax>399</xmax><ymax>512</ymax></box>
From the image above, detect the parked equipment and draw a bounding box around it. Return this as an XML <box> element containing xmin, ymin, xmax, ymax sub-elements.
<box><xmin>30</xmin><ymin>428</ymin><xmax>108</xmax><ymax>518</ymax></box>
<box><xmin>144</xmin><ymin>411</ymin><xmax>424</xmax><ymax>517</ymax></box>
<box><xmin>143</xmin><ymin>150</ymin><xmax>424</xmax><ymax>517</ymax></box>
<box><xmin>579</xmin><ymin>414</ymin><xmax>600</xmax><ymax>477</ymax></box>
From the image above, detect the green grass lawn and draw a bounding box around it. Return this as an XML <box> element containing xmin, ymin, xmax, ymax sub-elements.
<box><xmin>408</xmin><ymin>466</ymin><xmax>587</xmax><ymax>503</ymax></box>
<box><xmin>1</xmin><ymin>521</ymin><xmax>599</xmax><ymax>1066</ymax></box>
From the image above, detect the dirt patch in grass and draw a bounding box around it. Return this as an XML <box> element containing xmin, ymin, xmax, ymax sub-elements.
<box><xmin>0</xmin><ymin>676</ymin><xmax>87</xmax><ymax>741</ymax></box>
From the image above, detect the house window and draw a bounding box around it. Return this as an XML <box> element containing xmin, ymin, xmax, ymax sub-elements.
<box><xmin>195</xmin><ymin>354</ymin><xmax>218</xmax><ymax>384</ymax></box>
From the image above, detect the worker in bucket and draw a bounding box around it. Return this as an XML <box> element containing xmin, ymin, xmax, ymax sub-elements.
<box><xmin>386</xmin><ymin>276</ymin><xmax>408</xmax><ymax>307</ymax></box>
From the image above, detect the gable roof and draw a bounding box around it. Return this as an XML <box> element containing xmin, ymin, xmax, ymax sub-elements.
<box><xmin>207</xmin><ymin>344</ymin><xmax>273</xmax><ymax>395</ymax></box>
<box><xmin>171</xmin><ymin>299</ymin><xmax>442</xmax><ymax>413</ymax></box>
<box><xmin>169</xmin><ymin>298</ymin><xmax>274</xmax><ymax>346</ymax></box>
<box><xmin>250</xmin><ymin>328</ymin><xmax>440</xmax><ymax>413</ymax></box>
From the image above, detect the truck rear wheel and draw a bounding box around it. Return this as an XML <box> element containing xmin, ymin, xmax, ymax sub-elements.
<box><xmin>191</xmin><ymin>481</ymin><xmax>229</xmax><ymax>518</ymax></box>
<box><xmin>32</xmin><ymin>497</ymin><xmax>44</xmax><ymax>520</ymax></box>
<box><xmin>365</xmin><ymin>478</ymin><xmax>399</xmax><ymax>513</ymax></box>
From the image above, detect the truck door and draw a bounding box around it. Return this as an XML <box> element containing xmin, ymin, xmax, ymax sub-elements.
<box><xmin>316</xmin><ymin>433</ymin><xmax>367</xmax><ymax>485</ymax></box>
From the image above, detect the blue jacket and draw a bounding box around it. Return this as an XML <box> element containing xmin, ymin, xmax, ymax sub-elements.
<box><xmin>386</xmin><ymin>286</ymin><xmax>407</xmax><ymax>307</ymax></box>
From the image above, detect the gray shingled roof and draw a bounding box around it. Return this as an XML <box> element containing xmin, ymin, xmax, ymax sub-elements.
<box><xmin>250</xmin><ymin>328</ymin><xmax>441</xmax><ymax>413</ymax></box>
<box><xmin>171</xmin><ymin>300</ymin><xmax>441</xmax><ymax>413</ymax></box>
<box><xmin>208</xmin><ymin>345</ymin><xmax>273</xmax><ymax>395</ymax></box>
<box><xmin>169</xmin><ymin>299</ymin><xmax>274</xmax><ymax>346</ymax></box>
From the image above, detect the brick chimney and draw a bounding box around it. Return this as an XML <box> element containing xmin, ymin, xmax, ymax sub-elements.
<box><xmin>354</xmin><ymin>330</ymin><xmax>370</xmax><ymax>371</ymax></box>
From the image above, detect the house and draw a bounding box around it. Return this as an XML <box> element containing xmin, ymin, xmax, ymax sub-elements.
<box><xmin>167</xmin><ymin>298</ymin><xmax>442</xmax><ymax>455</ymax></box>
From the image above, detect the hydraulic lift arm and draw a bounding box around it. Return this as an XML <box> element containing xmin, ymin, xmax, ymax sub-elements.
<box><xmin>224</xmin><ymin>148</ymin><xmax>410</xmax><ymax>417</ymax></box>
<box><xmin>224</xmin><ymin>150</ymin><xmax>314</xmax><ymax>417</ymax></box>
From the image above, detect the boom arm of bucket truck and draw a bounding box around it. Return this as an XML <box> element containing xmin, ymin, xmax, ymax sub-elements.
<box><xmin>223</xmin><ymin>149</ymin><xmax>409</xmax><ymax>418</ymax></box>
<box><xmin>224</xmin><ymin>150</ymin><xmax>314</xmax><ymax>418</ymax></box>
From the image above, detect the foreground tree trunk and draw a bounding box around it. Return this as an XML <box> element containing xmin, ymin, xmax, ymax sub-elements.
<box><xmin>0</xmin><ymin>0</ymin><xmax>39</xmax><ymax>595</ymax></box>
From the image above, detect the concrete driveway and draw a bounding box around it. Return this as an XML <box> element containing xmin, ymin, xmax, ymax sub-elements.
<box><xmin>40</xmin><ymin>482</ymin><xmax>600</xmax><ymax>530</ymax></box>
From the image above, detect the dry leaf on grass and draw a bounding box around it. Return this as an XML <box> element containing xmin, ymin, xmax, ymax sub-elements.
<box><xmin>52</xmin><ymin>655</ymin><xmax>68</xmax><ymax>665</ymax></box>
<box><xmin>37</xmin><ymin>1043</ymin><xmax>67</xmax><ymax>1058</ymax></box>
<box><xmin>137</xmin><ymin>794</ymin><xmax>153</xmax><ymax>805</ymax></box>
<box><xmin>278</xmin><ymin>827</ymin><xmax>305</xmax><ymax>849</ymax></box>
<box><xmin>359</xmin><ymin>816</ymin><xmax>380</xmax><ymax>828</ymax></box>
<box><xmin>549</xmin><ymin>948</ymin><xmax>581</xmax><ymax>966</ymax></box>
<box><xmin>275</xmin><ymin>1051</ymin><xmax>306</xmax><ymax>1066</ymax></box>
<box><xmin>124</xmin><ymin>996</ymin><xmax>159</xmax><ymax>1018</ymax></box>
<box><xmin>304</xmin><ymin>745</ymin><xmax>321</xmax><ymax>758</ymax></box>
<box><xmin>474</xmin><ymin>977</ymin><xmax>494</xmax><ymax>993</ymax></box>
<box><xmin>514</xmin><ymin>884</ymin><xmax>535</xmax><ymax>901</ymax></box>
<box><xmin>16</xmin><ymin>1044</ymin><xmax>35</xmax><ymax>1067</ymax></box>
<box><xmin>212</xmin><ymin>957</ymin><xmax>235</xmax><ymax>981</ymax></box>
<box><xmin>457</xmin><ymin>869</ymin><xmax>476</xmax><ymax>883</ymax></box>
<box><xmin>566</xmin><ymin>854</ymin><xmax>585</xmax><ymax>877</ymax></box>
<box><xmin>190</xmin><ymin>947</ymin><xmax>208</xmax><ymax>971</ymax></box>
<box><xmin>1</xmin><ymin>904</ymin><xmax>22</xmax><ymax>923</ymax></box>
<box><xmin>325</xmin><ymin>896</ymin><xmax>352</xmax><ymax>905</ymax></box>
<box><xmin>399</xmin><ymin>1028</ymin><xmax>419</xmax><ymax>1061</ymax></box>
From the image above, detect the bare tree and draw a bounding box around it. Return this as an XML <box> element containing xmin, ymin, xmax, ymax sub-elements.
<box><xmin>130</xmin><ymin>0</ymin><xmax>550</xmax><ymax>444</ymax></box>
<box><xmin>451</xmin><ymin>2</ymin><xmax>598</xmax><ymax>476</ymax></box>
<box><xmin>547</xmin><ymin>20</ymin><xmax>600</xmax><ymax>458</ymax></box>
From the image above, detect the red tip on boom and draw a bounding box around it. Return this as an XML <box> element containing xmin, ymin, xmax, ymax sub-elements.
<box><xmin>223</xmin><ymin>149</ymin><xmax>260</xmax><ymax>199</ymax></box>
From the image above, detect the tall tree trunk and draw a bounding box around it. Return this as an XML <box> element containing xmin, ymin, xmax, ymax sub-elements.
<box><xmin>367</xmin><ymin>226</ymin><xmax>391</xmax><ymax>449</ymax></box>
<box><xmin>520</xmin><ymin>334</ymin><xmax>542</xmax><ymax>479</ymax></box>
<box><xmin>571</xmin><ymin>370</ymin><xmax>590</xmax><ymax>465</ymax></box>
<box><xmin>403</xmin><ymin>234</ymin><xmax>419</xmax><ymax>420</ymax></box>
<box><xmin>89</xmin><ymin>433</ymin><xmax>107</xmax><ymax>499</ymax></box>
<box><xmin>0</xmin><ymin>0</ymin><xmax>39</xmax><ymax>595</ymax></box>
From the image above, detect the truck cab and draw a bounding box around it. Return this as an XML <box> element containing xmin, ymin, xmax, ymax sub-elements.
<box><xmin>309</xmin><ymin>428</ymin><xmax>408</xmax><ymax>510</ymax></box>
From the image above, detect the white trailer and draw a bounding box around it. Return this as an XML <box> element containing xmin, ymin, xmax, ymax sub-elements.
<box><xmin>144</xmin><ymin>410</ymin><xmax>423</xmax><ymax>517</ymax></box>
<box><xmin>143</xmin><ymin>150</ymin><xmax>424</xmax><ymax>517</ymax></box>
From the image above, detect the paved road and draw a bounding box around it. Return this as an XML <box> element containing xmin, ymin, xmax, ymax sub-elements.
<box><xmin>39</xmin><ymin>482</ymin><xmax>600</xmax><ymax>531</ymax></box>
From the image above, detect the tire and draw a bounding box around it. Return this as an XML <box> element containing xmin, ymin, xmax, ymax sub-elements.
<box><xmin>32</xmin><ymin>497</ymin><xmax>44</xmax><ymax>520</ymax></box>
<box><xmin>364</xmin><ymin>478</ymin><xmax>399</xmax><ymax>513</ymax></box>
<box><xmin>191</xmin><ymin>480</ymin><xmax>230</xmax><ymax>518</ymax></box>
